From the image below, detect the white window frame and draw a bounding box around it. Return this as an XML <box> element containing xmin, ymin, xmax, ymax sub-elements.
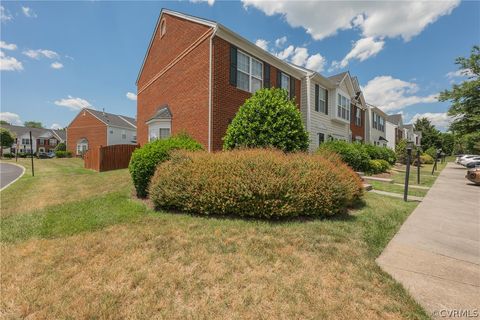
<box><xmin>49</xmin><ymin>138</ymin><xmax>56</xmax><ymax>146</ymax></box>
<box><xmin>121</xmin><ymin>130</ymin><xmax>126</xmax><ymax>140</ymax></box>
<box><xmin>237</xmin><ymin>50</ymin><xmax>263</xmax><ymax>93</ymax></box>
<box><xmin>336</xmin><ymin>93</ymin><xmax>350</xmax><ymax>121</ymax></box>
<box><xmin>318</xmin><ymin>87</ymin><xmax>327</xmax><ymax>113</ymax></box>
<box><xmin>355</xmin><ymin>108</ymin><xmax>361</xmax><ymax>126</ymax></box>
<box><xmin>280</xmin><ymin>72</ymin><xmax>290</xmax><ymax>92</ymax></box>
<box><xmin>148</xmin><ymin>119</ymin><xmax>171</xmax><ymax>142</ymax></box>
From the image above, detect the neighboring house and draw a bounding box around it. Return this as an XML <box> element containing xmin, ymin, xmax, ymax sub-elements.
<box><xmin>136</xmin><ymin>9</ymin><xmax>303</xmax><ymax>151</ymax></box>
<box><xmin>349</xmin><ymin>76</ymin><xmax>367</xmax><ymax>143</ymax></box>
<box><xmin>386</xmin><ymin>114</ymin><xmax>404</xmax><ymax>145</ymax></box>
<box><xmin>366</xmin><ymin>104</ymin><xmax>388</xmax><ymax>147</ymax></box>
<box><xmin>403</xmin><ymin>124</ymin><xmax>422</xmax><ymax>146</ymax></box>
<box><xmin>67</xmin><ymin>108</ymin><xmax>137</xmax><ymax>156</ymax></box>
<box><xmin>385</xmin><ymin>119</ymin><xmax>397</xmax><ymax>150</ymax></box>
<box><xmin>0</xmin><ymin>124</ymin><xmax>65</xmax><ymax>155</ymax></box>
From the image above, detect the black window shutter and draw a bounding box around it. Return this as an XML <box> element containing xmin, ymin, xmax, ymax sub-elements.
<box><xmin>229</xmin><ymin>46</ymin><xmax>237</xmax><ymax>86</ymax></box>
<box><xmin>276</xmin><ymin>69</ymin><xmax>282</xmax><ymax>88</ymax></box>
<box><xmin>315</xmin><ymin>84</ymin><xmax>319</xmax><ymax>112</ymax></box>
<box><xmin>290</xmin><ymin>77</ymin><xmax>295</xmax><ymax>99</ymax></box>
<box><xmin>264</xmin><ymin>63</ymin><xmax>270</xmax><ymax>88</ymax></box>
<box><xmin>325</xmin><ymin>89</ymin><xmax>329</xmax><ymax>115</ymax></box>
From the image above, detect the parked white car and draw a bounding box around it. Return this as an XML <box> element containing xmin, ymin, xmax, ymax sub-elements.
<box><xmin>461</xmin><ymin>156</ymin><xmax>480</xmax><ymax>166</ymax></box>
<box><xmin>456</xmin><ymin>154</ymin><xmax>478</xmax><ymax>164</ymax></box>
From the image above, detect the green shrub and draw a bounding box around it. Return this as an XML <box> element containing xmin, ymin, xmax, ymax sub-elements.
<box><xmin>425</xmin><ymin>146</ymin><xmax>437</xmax><ymax>159</ymax></box>
<box><xmin>56</xmin><ymin>142</ymin><xmax>67</xmax><ymax>151</ymax></box>
<box><xmin>55</xmin><ymin>150</ymin><xmax>72</xmax><ymax>158</ymax></box>
<box><xmin>2</xmin><ymin>153</ymin><xmax>14</xmax><ymax>158</ymax></box>
<box><xmin>363</xmin><ymin>144</ymin><xmax>396</xmax><ymax>165</ymax></box>
<box><xmin>317</xmin><ymin>141</ymin><xmax>370</xmax><ymax>172</ymax></box>
<box><xmin>420</xmin><ymin>154</ymin><xmax>434</xmax><ymax>164</ymax></box>
<box><xmin>17</xmin><ymin>152</ymin><xmax>27</xmax><ymax>158</ymax></box>
<box><xmin>223</xmin><ymin>88</ymin><xmax>309</xmax><ymax>152</ymax></box>
<box><xmin>368</xmin><ymin>160</ymin><xmax>383</xmax><ymax>174</ymax></box>
<box><xmin>149</xmin><ymin>149</ymin><xmax>363</xmax><ymax>219</ymax></box>
<box><xmin>376</xmin><ymin>159</ymin><xmax>391</xmax><ymax>172</ymax></box>
<box><xmin>129</xmin><ymin>134</ymin><xmax>203</xmax><ymax>198</ymax></box>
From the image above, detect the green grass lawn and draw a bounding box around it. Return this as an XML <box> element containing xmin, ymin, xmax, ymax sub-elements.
<box><xmin>369</xmin><ymin>180</ymin><xmax>429</xmax><ymax>197</ymax></box>
<box><xmin>0</xmin><ymin>157</ymin><xmax>429</xmax><ymax>319</ymax></box>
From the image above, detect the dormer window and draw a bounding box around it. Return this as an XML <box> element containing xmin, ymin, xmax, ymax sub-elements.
<box><xmin>160</xmin><ymin>19</ymin><xmax>166</xmax><ymax>37</ymax></box>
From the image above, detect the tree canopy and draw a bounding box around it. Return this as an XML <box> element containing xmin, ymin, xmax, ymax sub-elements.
<box><xmin>24</xmin><ymin>121</ymin><xmax>43</xmax><ymax>128</ymax></box>
<box><xmin>439</xmin><ymin>45</ymin><xmax>480</xmax><ymax>135</ymax></box>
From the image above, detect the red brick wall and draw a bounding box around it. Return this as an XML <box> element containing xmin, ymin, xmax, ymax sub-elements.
<box><xmin>350</xmin><ymin>105</ymin><xmax>365</xmax><ymax>142</ymax></box>
<box><xmin>67</xmin><ymin>110</ymin><xmax>107</xmax><ymax>154</ymax></box>
<box><xmin>136</xmin><ymin>13</ymin><xmax>212</xmax><ymax>147</ymax></box>
<box><xmin>211</xmin><ymin>36</ymin><xmax>301</xmax><ymax>151</ymax></box>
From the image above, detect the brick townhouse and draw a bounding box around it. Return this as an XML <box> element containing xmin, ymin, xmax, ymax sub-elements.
<box><xmin>136</xmin><ymin>9</ymin><xmax>303</xmax><ymax>151</ymax></box>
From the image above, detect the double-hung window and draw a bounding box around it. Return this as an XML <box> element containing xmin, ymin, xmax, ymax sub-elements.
<box><xmin>49</xmin><ymin>138</ymin><xmax>56</xmax><ymax>146</ymax></box>
<box><xmin>22</xmin><ymin>138</ymin><xmax>30</xmax><ymax>145</ymax></box>
<box><xmin>237</xmin><ymin>51</ymin><xmax>263</xmax><ymax>93</ymax></box>
<box><xmin>159</xmin><ymin>128</ymin><xmax>171</xmax><ymax>140</ymax></box>
<box><xmin>121</xmin><ymin>130</ymin><xmax>126</xmax><ymax>140</ymax></box>
<box><xmin>372</xmin><ymin>112</ymin><xmax>378</xmax><ymax>129</ymax></box>
<box><xmin>318</xmin><ymin>87</ymin><xmax>327</xmax><ymax>113</ymax></box>
<box><xmin>355</xmin><ymin>108</ymin><xmax>361</xmax><ymax>126</ymax></box>
<box><xmin>318</xmin><ymin>133</ymin><xmax>325</xmax><ymax>147</ymax></box>
<box><xmin>280</xmin><ymin>72</ymin><xmax>290</xmax><ymax>92</ymax></box>
<box><xmin>379</xmin><ymin>116</ymin><xmax>385</xmax><ymax>132</ymax></box>
<box><xmin>337</xmin><ymin>94</ymin><xmax>350</xmax><ymax>121</ymax></box>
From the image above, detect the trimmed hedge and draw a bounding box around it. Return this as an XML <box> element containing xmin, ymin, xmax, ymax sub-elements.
<box><xmin>129</xmin><ymin>134</ymin><xmax>203</xmax><ymax>198</ymax></box>
<box><xmin>317</xmin><ymin>141</ymin><xmax>370</xmax><ymax>172</ymax></box>
<box><xmin>368</xmin><ymin>159</ymin><xmax>391</xmax><ymax>174</ymax></box>
<box><xmin>55</xmin><ymin>151</ymin><xmax>72</xmax><ymax>158</ymax></box>
<box><xmin>420</xmin><ymin>154</ymin><xmax>434</xmax><ymax>164</ymax></box>
<box><xmin>223</xmin><ymin>88</ymin><xmax>309</xmax><ymax>152</ymax></box>
<box><xmin>362</xmin><ymin>144</ymin><xmax>396</xmax><ymax>165</ymax></box>
<box><xmin>149</xmin><ymin>149</ymin><xmax>363</xmax><ymax>219</ymax></box>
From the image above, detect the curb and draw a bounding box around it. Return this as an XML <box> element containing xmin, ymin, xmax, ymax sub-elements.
<box><xmin>0</xmin><ymin>162</ymin><xmax>26</xmax><ymax>192</ymax></box>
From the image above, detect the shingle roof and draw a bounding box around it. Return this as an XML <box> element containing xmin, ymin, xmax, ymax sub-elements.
<box><xmin>387</xmin><ymin>114</ymin><xmax>403</xmax><ymax>125</ymax></box>
<box><xmin>53</xmin><ymin>129</ymin><xmax>66</xmax><ymax>141</ymax></box>
<box><xmin>86</xmin><ymin>108</ymin><xmax>136</xmax><ymax>129</ymax></box>
<box><xmin>328</xmin><ymin>72</ymin><xmax>348</xmax><ymax>85</ymax></box>
<box><xmin>148</xmin><ymin>106</ymin><xmax>172</xmax><ymax>122</ymax></box>
<box><xmin>0</xmin><ymin>124</ymin><xmax>67</xmax><ymax>142</ymax></box>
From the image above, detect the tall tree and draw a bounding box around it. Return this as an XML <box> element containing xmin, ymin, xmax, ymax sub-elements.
<box><xmin>0</xmin><ymin>120</ymin><xmax>10</xmax><ymax>125</ymax></box>
<box><xmin>413</xmin><ymin>117</ymin><xmax>441</xmax><ymax>150</ymax></box>
<box><xmin>24</xmin><ymin>121</ymin><xmax>43</xmax><ymax>128</ymax></box>
<box><xmin>439</xmin><ymin>45</ymin><xmax>480</xmax><ymax>135</ymax></box>
<box><xmin>0</xmin><ymin>128</ymin><xmax>15</xmax><ymax>157</ymax></box>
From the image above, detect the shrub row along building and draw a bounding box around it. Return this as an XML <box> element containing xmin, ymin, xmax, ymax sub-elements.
<box><xmin>134</xmin><ymin>9</ymin><xmax>421</xmax><ymax>153</ymax></box>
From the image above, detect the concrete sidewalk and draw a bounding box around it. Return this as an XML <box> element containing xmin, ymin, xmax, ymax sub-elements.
<box><xmin>377</xmin><ymin>163</ymin><xmax>480</xmax><ymax>319</ymax></box>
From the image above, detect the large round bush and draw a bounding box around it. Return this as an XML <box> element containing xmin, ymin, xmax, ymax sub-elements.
<box><xmin>223</xmin><ymin>88</ymin><xmax>309</xmax><ymax>152</ymax></box>
<box><xmin>149</xmin><ymin>149</ymin><xmax>363</xmax><ymax>219</ymax></box>
<box><xmin>129</xmin><ymin>134</ymin><xmax>203</xmax><ymax>198</ymax></box>
<box><xmin>317</xmin><ymin>141</ymin><xmax>370</xmax><ymax>172</ymax></box>
<box><xmin>362</xmin><ymin>144</ymin><xmax>396</xmax><ymax>165</ymax></box>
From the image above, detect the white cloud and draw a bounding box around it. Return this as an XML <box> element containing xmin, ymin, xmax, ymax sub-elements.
<box><xmin>0</xmin><ymin>51</ymin><xmax>23</xmax><ymax>71</ymax></box>
<box><xmin>126</xmin><ymin>92</ymin><xmax>137</xmax><ymax>101</ymax></box>
<box><xmin>331</xmin><ymin>37</ymin><xmax>385</xmax><ymax>70</ymax></box>
<box><xmin>305</xmin><ymin>53</ymin><xmax>326</xmax><ymax>72</ymax></box>
<box><xmin>242</xmin><ymin>0</ymin><xmax>459</xmax><ymax>41</ymax></box>
<box><xmin>0</xmin><ymin>112</ymin><xmax>22</xmax><ymax>125</ymax></box>
<box><xmin>54</xmin><ymin>96</ymin><xmax>93</xmax><ymax>111</ymax></box>
<box><xmin>22</xmin><ymin>6</ymin><xmax>37</xmax><ymax>18</ymax></box>
<box><xmin>50</xmin><ymin>123</ymin><xmax>63</xmax><ymax>130</ymax></box>
<box><xmin>275</xmin><ymin>36</ymin><xmax>287</xmax><ymax>48</ymax></box>
<box><xmin>276</xmin><ymin>45</ymin><xmax>295</xmax><ymax>60</ymax></box>
<box><xmin>411</xmin><ymin>112</ymin><xmax>453</xmax><ymax>131</ymax></box>
<box><xmin>291</xmin><ymin>47</ymin><xmax>309</xmax><ymax>66</ymax></box>
<box><xmin>189</xmin><ymin>0</ymin><xmax>215</xmax><ymax>5</ymax></box>
<box><xmin>446</xmin><ymin>68</ymin><xmax>474</xmax><ymax>79</ymax></box>
<box><xmin>362</xmin><ymin>76</ymin><xmax>438</xmax><ymax>112</ymax></box>
<box><xmin>0</xmin><ymin>41</ymin><xmax>17</xmax><ymax>50</ymax></box>
<box><xmin>1</xmin><ymin>5</ymin><xmax>13</xmax><ymax>23</ymax></box>
<box><xmin>23</xmin><ymin>49</ymin><xmax>59</xmax><ymax>59</ymax></box>
<box><xmin>51</xmin><ymin>62</ymin><xmax>63</xmax><ymax>69</ymax></box>
<box><xmin>255</xmin><ymin>39</ymin><xmax>269</xmax><ymax>51</ymax></box>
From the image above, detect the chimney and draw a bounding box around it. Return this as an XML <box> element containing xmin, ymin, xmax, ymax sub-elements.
<box><xmin>102</xmin><ymin>108</ymin><xmax>105</xmax><ymax>116</ymax></box>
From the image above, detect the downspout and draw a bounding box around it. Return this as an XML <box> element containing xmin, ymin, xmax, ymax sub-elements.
<box><xmin>305</xmin><ymin>73</ymin><xmax>312</xmax><ymax>151</ymax></box>
<box><xmin>208</xmin><ymin>27</ymin><xmax>217</xmax><ymax>152</ymax></box>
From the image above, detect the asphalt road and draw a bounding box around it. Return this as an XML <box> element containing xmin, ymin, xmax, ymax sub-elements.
<box><xmin>0</xmin><ymin>162</ymin><xmax>24</xmax><ymax>190</ymax></box>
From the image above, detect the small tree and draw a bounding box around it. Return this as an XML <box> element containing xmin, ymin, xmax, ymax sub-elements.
<box><xmin>56</xmin><ymin>142</ymin><xmax>67</xmax><ymax>151</ymax></box>
<box><xmin>0</xmin><ymin>128</ymin><xmax>15</xmax><ymax>158</ymax></box>
<box><xmin>24</xmin><ymin>121</ymin><xmax>43</xmax><ymax>128</ymax></box>
<box><xmin>223</xmin><ymin>88</ymin><xmax>309</xmax><ymax>152</ymax></box>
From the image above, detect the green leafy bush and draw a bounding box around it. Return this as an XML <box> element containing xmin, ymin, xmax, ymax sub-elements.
<box><xmin>362</xmin><ymin>144</ymin><xmax>396</xmax><ymax>165</ymax></box>
<box><xmin>55</xmin><ymin>150</ymin><xmax>72</xmax><ymax>158</ymax></box>
<box><xmin>129</xmin><ymin>134</ymin><xmax>203</xmax><ymax>198</ymax></box>
<box><xmin>425</xmin><ymin>146</ymin><xmax>437</xmax><ymax>159</ymax></box>
<box><xmin>149</xmin><ymin>149</ymin><xmax>363</xmax><ymax>219</ymax></box>
<box><xmin>56</xmin><ymin>142</ymin><xmax>67</xmax><ymax>151</ymax></box>
<box><xmin>317</xmin><ymin>141</ymin><xmax>370</xmax><ymax>172</ymax></box>
<box><xmin>17</xmin><ymin>152</ymin><xmax>27</xmax><ymax>158</ymax></box>
<box><xmin>223</xmin><ymin>88</ymin><xmax>309</xmax><ymax>152</ymax></box>
<box><xmin>2</xmin><ymin>153</ymin><xmax>14</xmax><ymax>158</ymax></box>
<box><xmin>420</xmin><ymin>154</ymin><xmax>434</xmax><ymax>164</ymax></box>
<box><xmin>368</xmin><ymin>160</ymin><xmax>383</xmax><ymax>174</ymax></box>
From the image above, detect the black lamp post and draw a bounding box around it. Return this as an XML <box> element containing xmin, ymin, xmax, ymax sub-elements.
<box><xmin>404</xmin><ymin>141</ymin><xmax>414</xmax><ymax>202</ymax></box>
<box><xmin>416</xmin><ymin>146</ymin><xmax>421</xmax><ymax>185</ymax></box>
<box><xmin>432</xmin><ymin>148</ymin><xmax>442</xmax><ymax>175</ymax></box>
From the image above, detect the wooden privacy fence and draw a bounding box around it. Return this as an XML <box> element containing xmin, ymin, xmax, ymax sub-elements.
<box><xmin>84</xmin><ymin>144</ymin><xmax>139</xmax><ymax>172</ymax></box>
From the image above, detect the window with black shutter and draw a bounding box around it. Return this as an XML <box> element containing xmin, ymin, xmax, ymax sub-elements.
<box><xmin>264</xmin><ymin>63</ymin><xmax>270</xmax><ymax>88</ymax></box>
<box><xmin>290</xmin><ymin>77</ymin><xmax>295</xmax><ymax>99</ymax></box>
<box><xmin>318</xmin><ymin>133</ymin><xmax>325</xmax><ymax>147</ymax></box>
<box><xmin>315</xmin><ymin>84</ymin><xmax>319</xmax><ymax>112</ymax></box>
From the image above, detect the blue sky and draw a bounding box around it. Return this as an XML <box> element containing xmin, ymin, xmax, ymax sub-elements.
<box><xmin>1</xmin><ymin>0</ymin><xmax>478</xmax><ymax>131</ymax></box>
